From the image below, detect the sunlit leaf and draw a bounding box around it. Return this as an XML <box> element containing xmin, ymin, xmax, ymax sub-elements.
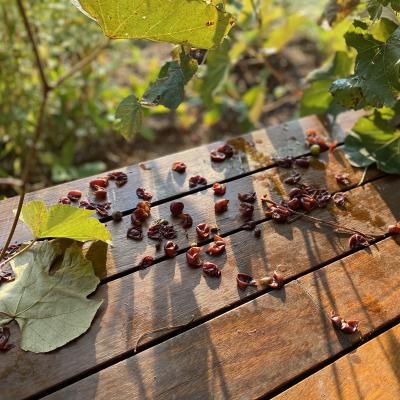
<box><xmin>72</xmin><ymin>0</ymin><xmax>234</xmax><ymax>49</ymax></box>
<box><xmin>0</xmin><ymin>241</ymin><xmax>102</xmax><ymax>353</ymax></box>
<box><xmin>20</xmin><ymin>200</ymin><xmax>112</xmax><ymax>243</ymax></box>
<box><xmin>345</xmin><ymin>108</ymin><xmax>400</xmax><ymax>173</ymax></box>
<box><xmin>331</xmin><ymin>20</ymin><xmax>400</xmax><ymax>108</ymax></box>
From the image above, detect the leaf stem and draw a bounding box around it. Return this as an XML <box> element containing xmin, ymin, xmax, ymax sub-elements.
<box><xmin>264</xmin><ymin>199</ymin><xmax>379</xmax><ymax>240</ymax></box>
<box><xmin>1</xmin><ymin>239</ymin><xmax>37</xmax><ymax>267</ymax></box>
<box><xmin>357</xmin><ymin>165</ymin><xmax>369</xmax><ymax>187</ymax></box>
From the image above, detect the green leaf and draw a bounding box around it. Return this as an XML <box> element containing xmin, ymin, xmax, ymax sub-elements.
<box><xmin>345</xmin><ymin>108</ymin><xmax>400</xmax><ymax>173</ymax></box>
<box><xmin>367</xmin><ymin>0</ymin><xmax>400</xmax><ymax>17</ymax></box>
<box><xmin>332</xmin><ymin>21</ymin><xmax>400</xmax><ymax>108</ymax></box>
<box><xmin>367</xmin><ymin>0</ymin><xmax>384</xmax><ymax>19</ymax></box>
<box><xmin>391</xmin><ymin>0</ymin><xmax>400</xmax><ymax>11</ymax></box>
<box><xmin>115</xmin><ymin>95</ymin><xmax>143</xmax><ymax>139</ymax></box>
<box><xmin>0</xmin><ymin>241</ymin><xmax>102</xmax><ymax>353</ymax></box>
<box><xmin>330</xmin><ymin>77</ymin><xmax>365</xmax><ymax>109</ymax></box>
<box><xmin>20</xmin><ymin>200</ymin><xmax>112</xmax><ymax>243</ymax></box>
<box><xmin>19</xmin><ymin>201</ymin><xmax>48</xmax><ymax>238</ymax></box>
<box><xmin>72</xmin><ymin>0</ymin><xmax>234</xmax><ymax>49</ymax></box>
<box><xmin>344</xmin><ymin>131</ymin><xmax>376</xmax><ymax>167</ymax></box>
<box><xmin>142</xmin><ymin>52</ymin><xmax>198</xmax><ymax>110</ymax></box>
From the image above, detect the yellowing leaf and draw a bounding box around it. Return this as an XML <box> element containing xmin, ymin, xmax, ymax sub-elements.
<box><xmin>19</xmin><ymin>200</ymin><xmax>48</xmax><ymax>238</ymax></box>
<box><xmin>72</xmin><ymin>0</ymin><xmax>235</xmax><ymax>49</ymax></box>
<box><xmin>0</xmin><ymin>241</ymin><xmax>102</xmax><ymax>353</ymax></box>
<box><xmin>20</xmin><ymin>200</ymin><xmax>112</xmax><ymax>243</ymax></box>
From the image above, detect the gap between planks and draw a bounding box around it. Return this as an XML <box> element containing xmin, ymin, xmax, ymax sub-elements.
<box><xmin>271</xmin><ymin>320</ymin><xmax>400</xmax><ymax>400</ymax></box>
<box><xmin>2</xmin><ymin>145</ymin><xmax>385</xmax><ymax>283</ymax></box>
<box><xmin>34</xmin><ymin>233</ymin><xmax>394</xmax><ymax>400</ymax></box>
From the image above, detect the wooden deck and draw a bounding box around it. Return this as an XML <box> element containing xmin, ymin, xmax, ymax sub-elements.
<box><xmin>1</xmin><ymin>112</ymin><xmax>399</xmax><ymax>400</ymax></box>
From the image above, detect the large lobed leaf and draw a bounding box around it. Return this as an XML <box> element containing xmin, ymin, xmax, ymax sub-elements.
<box><xmin>330</xmin><ymin>20</ymin><xmax>400</xmax><ymax>108</ymax></box>
<box><xmin>72</xmin><ymin>0</ymin><xmax>234</xmax><ymax>49</ymax></box>
<box><xmin>345</xmin><ymin>108</ymin><xmax>400</xmax><ymax>173</ymax></box>
<box><xmin>0</xmin><ymin>241</ymin><xmax>102</xmax><ymax>353</ymax></box>
<box><xmin>20</xmin><ymin>200</ymin><xmax>112</xmax><ymax>243</ymax></box>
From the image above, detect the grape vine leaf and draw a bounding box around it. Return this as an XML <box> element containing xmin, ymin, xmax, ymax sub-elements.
<box><xmin>71</xmin><ymin>0</ymin><xmax>234</xmax><ymax>49</ymax></box>
<box><xmin>367</xmin><ymin>0</ymin><xmax>400</xmax><ymax>19</ymax></box>
<box><xmin>0</xmin><ymin>241</ymin><xmax>102</xmax><ymax>353</ymax></box>
<box><xmin>115</xmin><ymin>95</ymin><xmax>143</xmax><ymax>139</ymax></box>
<box><xmin>142</xmin><ymin>52</ymin><xmax>198</xmax><ymax>110</ymax></box>
<box><xmin>330</xmin><ymin>20</ymin><xmax>400</xmax><ymax>108</ymax></box>
<box><xmin>345</xmin><ymin>108</ymin><xmax>400</xmax><ymax>173</ymax></box>
<box><xmin>330</xmin><ymin>76</ymin><xmax>365</xmax><ymax>109</ymax></box>
<box><xmin>20</xmin><ymin>200</ymin><xmax>112</xmax><ymax>243</ymax></box>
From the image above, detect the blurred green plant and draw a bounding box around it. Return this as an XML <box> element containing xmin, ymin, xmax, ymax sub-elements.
<box><xmin>300</xmin><ymin>0</ymin><xmax>400</xmax><ymax>174</ymax></box>
<box><xmin>1</xmin><ymin>0</ymin><xmax>332</xmax><ymax>189</ymax></box>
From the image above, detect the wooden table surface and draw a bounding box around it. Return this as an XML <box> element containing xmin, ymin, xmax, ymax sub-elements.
<box><xmin>1</xmin><ymin>111</ymin><xmax>400</xmax><ymax>400</ymax></box>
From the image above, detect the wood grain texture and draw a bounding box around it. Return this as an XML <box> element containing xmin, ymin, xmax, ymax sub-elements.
<box><xmin>274</xmin><ymin>322</ymin><xmax>400</xmax><ymax>400</ymax></box>
<box><xmin>46</xmin><ymin>237</ymin><xmax>400</xmax><ymax>400</ymax></box>
<box><xmin>1</xmin><ymin>176</ymin><xmax>399</xmax><ymax>399</ymax></box>
<box><xmin>0</xmin><ymin>112</ymin><xmax>360</xmax><ymax>247</ymax></box>
<box><xmin>2</xmin><ymin>146</ymin><xmax>383</xmax><ymax>280</ymax></box>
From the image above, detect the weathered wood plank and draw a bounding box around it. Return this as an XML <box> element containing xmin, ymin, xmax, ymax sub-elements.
<box><xmin>0</xmin><ymin>113</ymin><xmax>359</xmax><ymax>247</ymax></box>
<box><xmin>45</xmin><ymin>236</ymin><xmax>400</xmax><ymax>400</ymax></box>
<box><xmin>0</xmin><ymin>176</ymin><xmax>398</xmax><ymax>399</ymax></box>
<box><xmin>274</xmin><ymin>322</ymin><xmax>400</xmax><ymax>400</ymax></box>
<box><xmin>0</xmin><ymin>146</ymin><xmax>383</xmax><ymax>280</ymax></box>
<box><xmin>94</xmin><ymin>147</ymin><xmax>382</xmax><ymax>279</ymax></box>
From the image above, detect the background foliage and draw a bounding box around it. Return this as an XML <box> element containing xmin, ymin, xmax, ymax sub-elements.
<box><xmin>1</xmin><ymin>0</ymin><xmax>398</xmax><ymax>197</ymax></box>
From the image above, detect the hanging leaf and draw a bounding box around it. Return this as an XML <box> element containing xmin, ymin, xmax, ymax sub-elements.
<box><xmin>330</xmin><ymin>20</ymin><xmax>400</xmax><ymax>108</ymax></box>
<box><xmin>345</xmin><ymin>108</ymin><xmax>400</xmax><ymax>173</ymax></box>
<box><xmin>115</xmin><ymin>95</ymin><xmax>143</xmax><ymax>139</ymax></box>
<box><xmin>142</xmin><ymin>51</ymin><xmax>198</xmax><ymax>110</ymax></box>
<box><xmin>330</xmin><ymin>76</ymin><xmax>365</xmax><ymax>109</ymax></box>
<box><xmin>0</xmin><ymin>241</ymin><xmax>102</xmax><ymax>353</ymax></box>
<box><xmin>72</xmin><ymin>0</ymin><xmax>234</xmax><ymax>49</ymax></box>
<box><xmin>20</xmin><ymin>200</ymin><xmax>112</xmax><ymax>243</ymax></box>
